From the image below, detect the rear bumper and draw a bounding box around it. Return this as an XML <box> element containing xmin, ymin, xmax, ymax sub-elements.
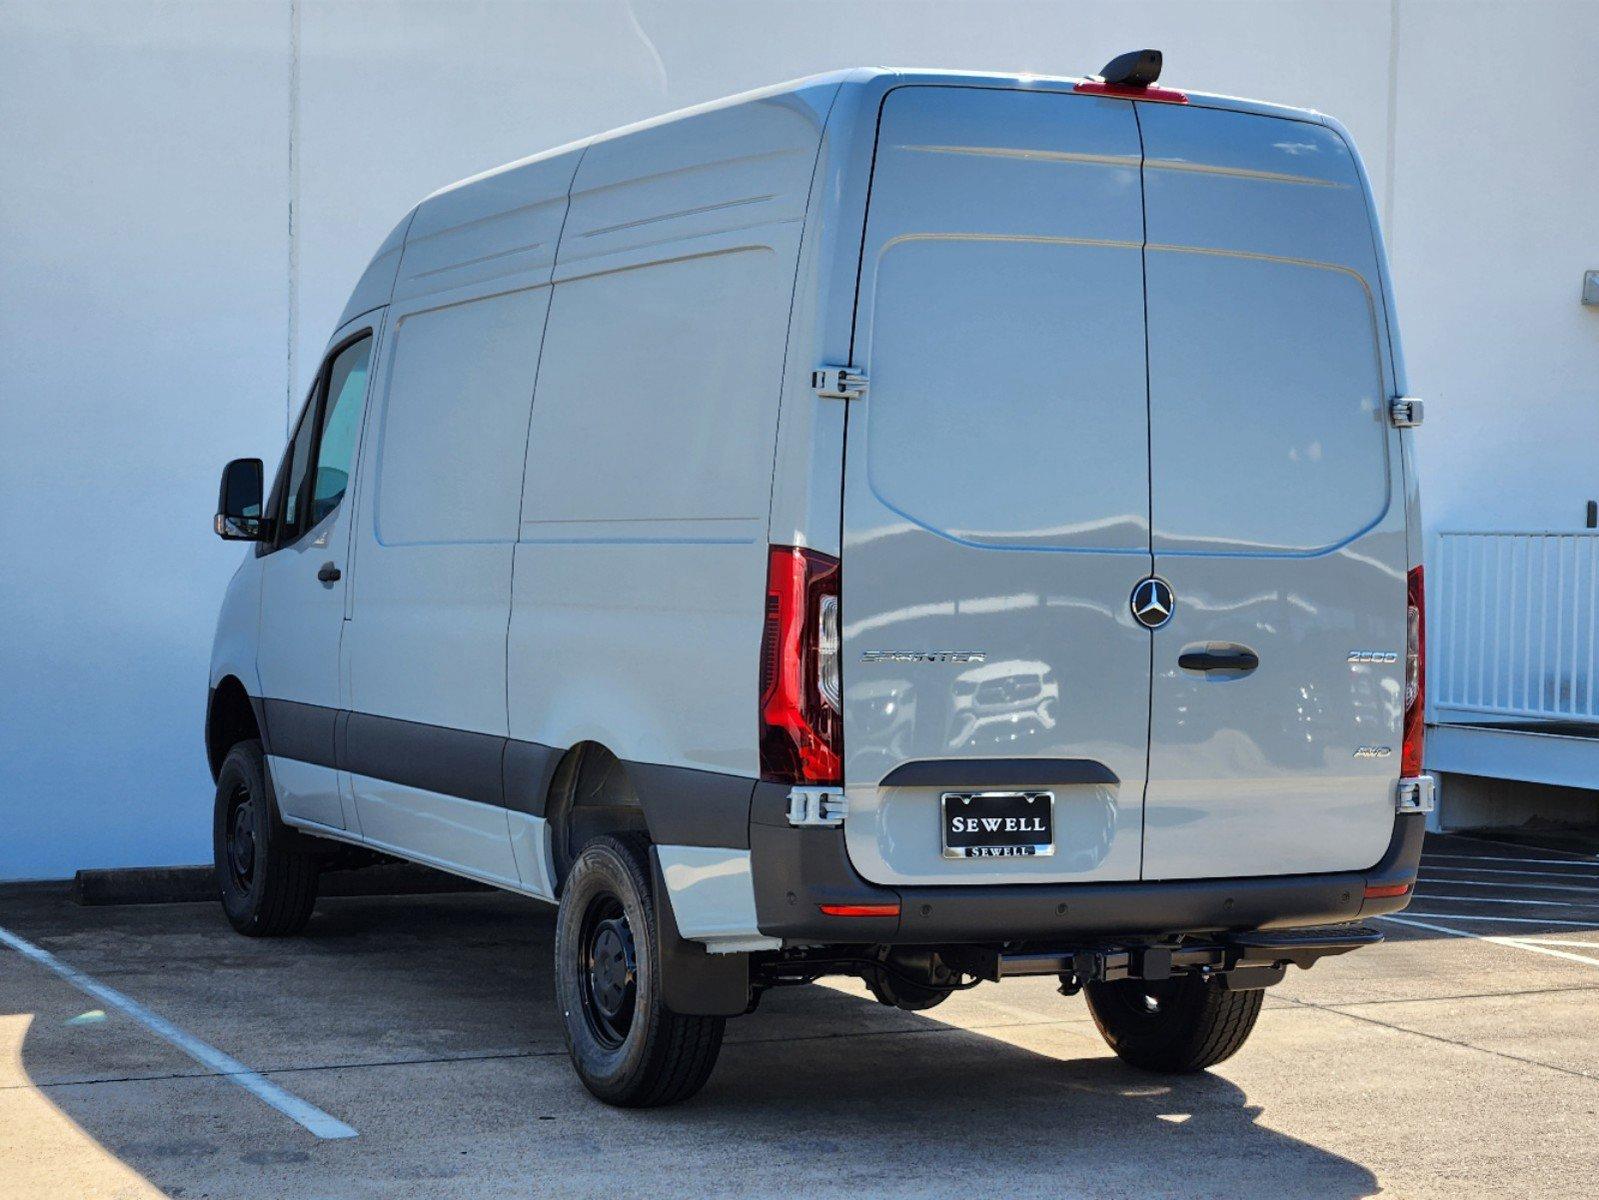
<box><xmin>749</xmin><ymin>783</ymin><xmax>1424</xmax><ymax>945</ymax></box>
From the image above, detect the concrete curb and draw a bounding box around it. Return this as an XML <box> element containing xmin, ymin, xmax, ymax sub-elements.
<box><xmin>0</xmin><ymin>863</ymin><xmax>491</xmax><ymax>907</ymax></box>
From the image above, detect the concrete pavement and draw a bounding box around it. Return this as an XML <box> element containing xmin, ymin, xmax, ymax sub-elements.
<box><xmin>2</xmin><ymin>834</ymin><xmax>1597</xmax><ymax>1199</ymax></box>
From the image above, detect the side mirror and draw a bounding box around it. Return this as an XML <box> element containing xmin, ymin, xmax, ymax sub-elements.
<box><xmin>215</xmin><ymin>458</ymin><xmax>267</xmax><ymax>541</ymax></box>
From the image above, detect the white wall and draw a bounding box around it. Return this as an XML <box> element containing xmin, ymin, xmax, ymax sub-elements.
<box><xmin>2</xmin><ymin>3</ymin><xmax>289</xmax><ymax>880</ymax></box>
<box><xmin>1</xmin><ymin>0</ymin><xmax>1594</xmax><ymax>879</ymax></box>
<box><xmin>1391</xmin><ymin>3</ymin><xmax>1599</xmax><ymax>532</ymax></box>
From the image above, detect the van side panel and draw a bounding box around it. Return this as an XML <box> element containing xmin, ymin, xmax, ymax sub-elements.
<box><xmin>340</xmin><ymin>151</ymin><xmax>578</xmax><ymax>887</ymax></box>
<box><xmin>348</xmin><ymin>287</ymin><xmax>550</xmax><ymax>733</ymax></box>
<box><xmin>508</xmin><ymin>94</ymin><xmax>828</xmax><ymax>792</ymax></box>
<box><xmin>765</xmin><ymin>79</ymin><xmax>869</xmax><ymax>559</ymax></box>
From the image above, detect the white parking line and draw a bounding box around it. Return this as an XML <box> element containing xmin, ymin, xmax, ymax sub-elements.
<box><xmin>1426</xmin><ymin>864</ymin><xmax>1599</xmax><ymax>881</ymax></box>
<box><xmin>1426</xmin><ymin>857</ymin><xmax>1599</xmax><ymax>876</ymax></box>
<box><xmin>0</xmin><ymin>924</ymin><xmax>357</xmax><ymax>1140</ymax></box>
<box><xmin>1378</xmin><ymin>914</ymin><xmax>1599</xmax><ymax>970</ymax></box>
<box><xmin>1398</xmin><ymin>911</ymin><xmax>1599</xmax><ymax>926</ymax></box>
<box><xmin>1410</xmin><ymin>893</ymin><xmax>1599</xmax><ymax>909</ymax></box>
<box><xmin>1417</xmin><ymin>877</ymin><xmax>1599</xmax><ymax>895</ymax></box>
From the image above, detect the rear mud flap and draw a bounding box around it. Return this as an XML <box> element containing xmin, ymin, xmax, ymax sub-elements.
<box><xmin>649</xmin><ymin>849</ymin><xmax>750</xmax><ymax>1017</ymax></box>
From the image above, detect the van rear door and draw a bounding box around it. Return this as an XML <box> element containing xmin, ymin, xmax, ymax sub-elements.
<box><xmin>839</xmin><ymin>86</ymin><xmax>1152</xmax><ymax>886</ymax></box>
<box><xmin>1137</xmin><ymin>105</ymin><xmax>1407</xmax><ymax>879</ymax></box>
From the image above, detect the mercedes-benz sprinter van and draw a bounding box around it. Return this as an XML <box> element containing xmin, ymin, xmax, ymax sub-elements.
<box><xmin>207</xmin><ymin>57</ymin><xmax>1431</xmax><ymax>1107</ymax></box>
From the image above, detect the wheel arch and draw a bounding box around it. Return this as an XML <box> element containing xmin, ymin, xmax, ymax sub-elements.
<box><xmin>543</xmin><ymin>742</ymin><xmax>650</xmax><ymax>890</ymax></box>
<box><xmin>206</xmin><ymin>675</ymin><xmax>266</xmax><ymax>782</ymax></box>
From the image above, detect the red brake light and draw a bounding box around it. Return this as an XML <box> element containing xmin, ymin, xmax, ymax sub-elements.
<box><xmin>1402</xmin><ymin>565</ymin><xmax>1425</xmax><ymax>778</ymax></box>
<box><xmin>759</xmin><ymin>546</ymin><xmax>843</xmax><ymax>784</ymax></box>
<box><xmin>1073</xmin><ymin>80</ymin><xmax>1189</xmax><ymax>104</ymax></box>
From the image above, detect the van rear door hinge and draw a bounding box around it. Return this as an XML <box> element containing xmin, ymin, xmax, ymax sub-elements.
<box><xmin>1389</xmin><ymin>397</ymin><xmax>1424</xmax><ymax>428</ymax></box>
<box><xmin>1396</xmin><ymin>774</ymin><xmax>1436</xmax><ymax>814</ymax></box>
<box><xmin>787</xmin><ymin>785</ymin><xmax>845</xmax><ymax>827</ymax></box>
<box><xmin>812</xmin><ymin>366</ymin><xmax>867</xmax><ymax>400</ymax></box>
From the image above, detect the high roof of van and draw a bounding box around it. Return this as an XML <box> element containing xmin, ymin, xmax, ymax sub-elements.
<box><xmin>335</xmin><ymin>67</ymin><xmax>1347</xmax><ymax>334</ymax></box>
<box><xmin>425</xmin><ymin>67</ymin><xmax>1330</xmax><ymax>205</ymax></box>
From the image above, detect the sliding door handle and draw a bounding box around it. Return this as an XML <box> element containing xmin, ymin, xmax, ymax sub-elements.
<box><xmin>316</xmin><ymin>562</ymin><xmax>341</xmax><ymax>583</ymax></box>
<box><xmin>1178</xmin><ymin>643</ymin><xmax>1259</xmax><ymax>673</ymax></box>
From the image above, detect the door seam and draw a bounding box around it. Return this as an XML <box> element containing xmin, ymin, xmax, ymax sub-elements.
<box><xmin>1131</xmin><ymin>101</ymin><xmax>1155</xmax><ymax>883</ymax></box>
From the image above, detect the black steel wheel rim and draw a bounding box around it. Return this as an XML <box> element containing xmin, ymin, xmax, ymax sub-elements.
<box><xmin>225</xmin><ymin>783</ymin><xmax>257</xmax><ymax>891</ymax></box>
<box><xmin>578</xmin><ymin>893</ymin><xmax>637</xmax><ymax>1050</ymax></box>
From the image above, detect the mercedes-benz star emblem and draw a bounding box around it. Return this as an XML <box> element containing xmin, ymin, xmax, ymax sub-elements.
<box><xmin>1130</xmin><ymin>577</ymin><xmax>1175</xmax><ymax>630</ymax></box>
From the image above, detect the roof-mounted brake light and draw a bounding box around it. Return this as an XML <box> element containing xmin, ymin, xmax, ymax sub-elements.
<box><xmin>1075</xmin><ymin>48</ymin><xmax>1189</xmax><ymax>104</ymax></box>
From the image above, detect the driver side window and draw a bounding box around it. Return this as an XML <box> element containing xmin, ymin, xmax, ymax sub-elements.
<box><xmin>264</xmin><ymin>382</ymin><xmax>323</xmax><ymax>551</ymax></box>
<box><xmin>310</xmin><ymin>335</ymin><xmax>372</xmax><ymax>527</ymax></box>
<box><xmin>263</xmin><ymin>331</ymin><xmax>373</xmax><ymax>551</ymax></box>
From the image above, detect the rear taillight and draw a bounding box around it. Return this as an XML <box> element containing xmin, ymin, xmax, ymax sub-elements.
<box><xmin>1402</xmin><ymin>565</ymin><xmax>1425</xmax><ymax>777</ymax></box>
<box><xmin>759</xmin><ymin>546</ymin><xmax>843</xmax><ymax>784</ymax></box>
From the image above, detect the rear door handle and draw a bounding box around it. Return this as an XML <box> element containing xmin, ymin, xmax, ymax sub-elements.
<box><xmin>316</xmin><ymin>562</ymin><xmax>341</xmax><ymax>583</ymax></box>
<box><xmin>1178</xmin><ymin>643</ymin><xmax>1258</xmax><ymax>673</ymax></box>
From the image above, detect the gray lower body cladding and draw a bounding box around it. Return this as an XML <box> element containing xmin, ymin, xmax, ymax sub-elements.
<box><xmin>749</xmin><ymin>779</ymin><xmax>1424</xmax><ymax>945</ymax></box>
<box><xmin>230</xmin><ymin>694</ymin><xmax>1424</xmax><ymax>946</ymax></box>
<box><xmin>244</xmin><ymin>696</ymin><xmax>754</xmax><ymax>848</ymax></box>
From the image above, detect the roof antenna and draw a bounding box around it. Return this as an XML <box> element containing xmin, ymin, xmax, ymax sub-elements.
<box><xmin>1096</xmin><ymin>48</ymin><xmax>1163</xmax><ymax>87</ymax></box>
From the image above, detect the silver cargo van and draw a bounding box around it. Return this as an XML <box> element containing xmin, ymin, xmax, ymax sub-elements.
<box><xmin>207</xmin><ymin>55</ymin><xmax>1432</xmax><ymax>1107</ymax></box>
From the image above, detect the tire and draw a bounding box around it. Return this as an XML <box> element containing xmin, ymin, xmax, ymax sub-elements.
<box><xmin>1084</xmin><ymin>973</ymin><xmax>1263</xmax><ymax>1073</ymax></box>
<box><xmin>213</xmin><ymin>739</ymin><xmax>319</xmax><ymax>936</ymax></box>
<box><xmin>554</xmin><ymin>834</ymin><xmax>725</xmax><ymax>1106</ymax></box>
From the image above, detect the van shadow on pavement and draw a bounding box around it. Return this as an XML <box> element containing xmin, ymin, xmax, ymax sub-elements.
<box><xmin>9</xmin><ymin>890</ymin><xmax>1379</xmax><ymax>1198</ymax></box>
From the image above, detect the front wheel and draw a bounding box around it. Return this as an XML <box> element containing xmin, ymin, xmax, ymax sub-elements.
<box><xmin>1084</xmin><ymin>973</ymin><xmax>1263</xmax><ymax>1073</ymax></box>
<box><xmin>554</xmin><ymin>834</ymin><xmax>724</xmax><ymax>1106</ymax></box>
<box><xmin>213</xmin><ymin>739</ymin><xmax>319</xmax><ymax>936</ymax></box>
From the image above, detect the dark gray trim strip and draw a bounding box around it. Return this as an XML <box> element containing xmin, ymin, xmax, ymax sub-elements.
<box><xmin>261</xmin><ymin>699</ymin><xmax>338</xmax><ymax>770</ymax></box>
<box><xmin>503</xmin><ymin>739</ymin><xmax>562</xmax><ymax>817</ymax></box>
<box><xmin>254</xmin><ymin>700</ymin><xmax>753</xmax><ymax>844</ymax></box>
<box><xmin>334</xmin><ymin>708</ymin><xmax>351</xmax><ymax>771</ymax></box>
<box><xmin>343</xmin><ymin>711</ymin><xmax>505</xmax><ymax>807</ymax></box>
<box><xmin>878</xmin><ymin>758</ymin><xmax>1120</xmax><ymax>789</ymax></box>
<box><xmin>249</xmin><ymin>693</ymin><xmax>272</xmax><ymax>758</ymax></box>
<box><xmin>631</xmin><ymin>762</ymin><xmax>754</xmax><ymax>851</ymax></box>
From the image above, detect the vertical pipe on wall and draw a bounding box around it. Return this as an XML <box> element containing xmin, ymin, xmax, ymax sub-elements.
<box><xmin>1381</xmin><ymin>0</ymin><xmax>1401</xmax><ymax>244</ymax></box>
<box><xmin>286</xmin><ymin>0</ymin><xmax>301</xmax><ymax>435</ymax></box>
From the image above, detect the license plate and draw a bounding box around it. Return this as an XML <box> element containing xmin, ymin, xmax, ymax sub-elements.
<box><xmin>941</xmin><ymin>791</ymin><xmax>1055</xmax><ymax>859</ymax></box>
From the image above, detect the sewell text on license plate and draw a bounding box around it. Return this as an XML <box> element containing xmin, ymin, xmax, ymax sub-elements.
<box><xmin>941</xmin><ymin>791</ymin><xmax>1055</xmax><ymax>859</ymax></box>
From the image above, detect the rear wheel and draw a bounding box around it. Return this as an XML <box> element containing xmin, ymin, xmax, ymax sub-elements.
<box><xmin>555</xmin><ymin>834</ymin><xmax>724</xmax><ymax>1106</ymax></box>
<box><xmin>1084</xmin><ymin>973</ymin><xmax>1262</xmax><ymax>1073</ymax></box>
<box><xmin>213</xmin><ymin>739</ymin><xmax>319</xmax><ymax>936</ymax></box>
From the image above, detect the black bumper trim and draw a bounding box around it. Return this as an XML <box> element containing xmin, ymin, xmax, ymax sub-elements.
<box><xmin>750</xmin><ymin>811</ymin><xmax>1426</xmax><ymax>944</ymax></box>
